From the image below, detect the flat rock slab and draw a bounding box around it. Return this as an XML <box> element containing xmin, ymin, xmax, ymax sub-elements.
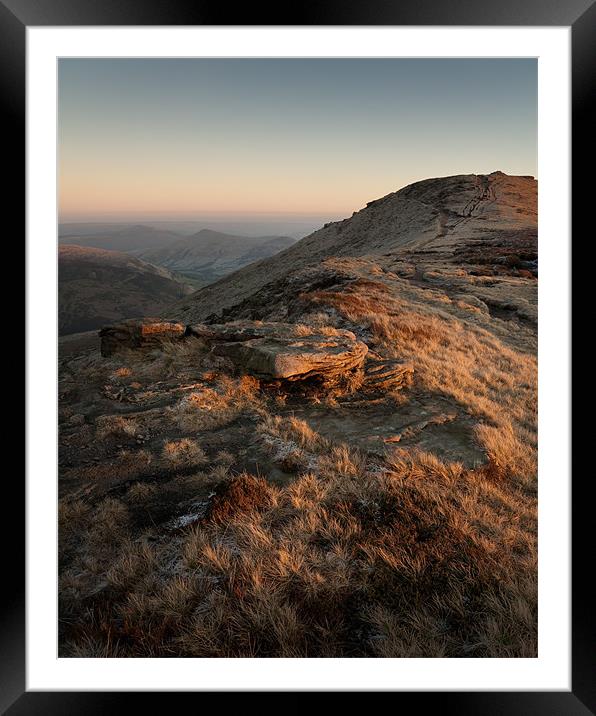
<box><xmin>188</xmin><ymin>322</ymin><xmax>275</xmax><ymax>343</ymax></box>
<box><xmin>287</xmin><ymin>397</ymin><xmax>486</xmax><ymax>468</ymax></box>
<box><xmin>99</xmin><ymin>318</ymin><xmax>186</xmax><ymax>356</ymax></box>
<box><xmin>190</xmin><ymin>321</ymin><xmax>368</xmax><ymax>382</ymax></box>
<box><xmin>214</xmin><ymin>336</ymin><xmax>368</xmax><ymax>381</ymax></box>
<box><xmin>189</xmin><ymin>321</ymin><xmax>357</xmax><ymax>343</ymax></box>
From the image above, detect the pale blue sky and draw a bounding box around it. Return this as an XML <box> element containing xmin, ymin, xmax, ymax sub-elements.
<box><xmin>59</xmin><ymin>58</ymin><xmax>537</xmax><ymax>220</ymax></box>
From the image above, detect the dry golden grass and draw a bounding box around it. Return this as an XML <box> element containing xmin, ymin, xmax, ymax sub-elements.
<box><xmin>214</xmin><ymin>450</ymin><xmax>235</xmax><ymax>466</ymax></box>
<box><xmin>95</xmin><ymin>415</ymin><xmax>139</xmax><ymax>440</ymax></box>
<box><xmin>126</xmin><ymin>481</ymin><xmax>158</xmax><ymax>502</ymax></box>
<box><xmin>257</xmin><ymin>415</ymin><xmax>333</xmax><ymax>474</ymax></box>
<box><xmin>161</xmin><ymin>438</ymin><xmax>208</xmax><ymax>468</ymax></box>
<box><xmin>62</xmin><ymin>449</ymin><xmax>153</xmax><ymax>487</ymax></box>
<box><xmin>293</xmin><ymin>323</ymin><xmax>343</xmax><ymax>337</ymax></box>
<box><xmin>141</xmin><ymin>337</ymin><xmax>208</xmax><ymax>380</ymax></box>
<box><xmin>171</xmin><ymin>375</ymin><xmax>263</xmax><ymax>432</ymax></box>
<box><xmin>59</xmin><ymin>439</ymin><xmax>536</xmax><ymax>657</ymax></box>
<box><xmin>259</xmin><ymin>415</ymin><xmax>327</xmax><ymax>452</ymax></box>
<box><xmin>111</xmin><ymin>366</ymin><xmax>132</xmax><ymax>379</ymax></box>
<box><xmin>305</xmin><ymin>280</ymin><xmax>537</xmax><ymax>488</ymax></box>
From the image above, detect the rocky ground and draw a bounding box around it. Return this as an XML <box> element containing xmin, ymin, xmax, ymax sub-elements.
<box><xmin>59</xmin><ymin>172</ymin><xmax>537</xmax><ymax>658</ymax></box>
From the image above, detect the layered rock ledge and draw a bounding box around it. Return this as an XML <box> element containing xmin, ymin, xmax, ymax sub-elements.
<box><xmin>99</xmin><ymin>319</ymin><xmax>370</xmax><ymax>388</ymax></box>
<box><xmin>363</xmin><ymin>358</ymin><xmax>414</xmax><ymax>393</ymax></box>
<box><xmin>190</xmin><ymin>321</ymin><xmax>368</xmax><ymax>383</ymax></box>
<box><xmin>98</xmin><ymin>319</ymin><xmax>417</xmax><ymax>395</ymax></box>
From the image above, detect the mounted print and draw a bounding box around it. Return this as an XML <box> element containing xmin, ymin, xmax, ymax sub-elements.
<box><xmin>13</xmin><ymin>12</ymin><xmax>583</xmax><ymax>703</ymax></box>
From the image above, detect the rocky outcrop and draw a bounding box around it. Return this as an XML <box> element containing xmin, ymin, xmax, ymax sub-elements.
<box><xmin>99</xmin><ymin>318</ymin><xmax>420</xmax><ymax>397</ymax></box>
<box><xmin>362</xmin><ymin>358</ymin><xmax>414</xmax><ymax>393</ymax></box>
<box><xmin>99</xmin><ymin>318</ymin><xmax>186</xmax><ymax>356</ymax></box>
<box><xmin>214</xmin><ymin>334</ymin><xmax>367</xmax><ymax>383</ymax></box>
<box><xmin>98</xmin><ymin>318</ymin><xmax>369</xmax><ymax>387</ymax></box>
<box><xmin>191</xmin><ymin>321</ymin><xmax>368</xmax><ymax>384</ymax></box>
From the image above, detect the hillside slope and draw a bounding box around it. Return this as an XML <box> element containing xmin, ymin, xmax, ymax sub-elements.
<box><xmin>59</xmin><ymin>245</ymin><xmax>192</xmax><ymax>335</ymax></box>
<box><xmin>139</xmin><ymin>229</ymin><xmax>296</xmax><ymax>285</ymax></box>
<box><xmin>173</xmin><ymin>171</ymin><xmax>536</xmax><ymax>324</ymax></box>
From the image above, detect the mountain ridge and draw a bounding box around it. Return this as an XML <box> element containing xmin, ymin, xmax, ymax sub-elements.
<box><xmin>172</xmin><ymin>171</ymin><xmax>537</xmax><ymax>324</ymax></box>
<box><xmin>59</xmin><ymin>225</ymin><xmax>184</xmax><ymax>252</ymax></box>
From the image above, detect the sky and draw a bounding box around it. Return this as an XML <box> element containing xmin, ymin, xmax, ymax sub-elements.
<box><xmin>58</xmin><ymin>58</ymin><xmax>537</xmax><ymax>222</ymax></box>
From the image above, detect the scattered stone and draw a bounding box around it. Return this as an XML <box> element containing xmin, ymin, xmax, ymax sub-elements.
<box><xmin>382</xmin><ymin>412</ymin><xmax>458</xmax><ymax>443</ymax></box>
<box><xmin>164</xmin><ymin>498</ymin><xmax>213</xmax><ymax>531</ymax></box>
<box><xmin>103</xmin><ymin>385</ymin><xmax>126</xmax><ymax>401</ymax></box>
<box><xmin>99</xmin><ymin>318</ymin><xmax>186</xmax><ymax>356</ymax></box>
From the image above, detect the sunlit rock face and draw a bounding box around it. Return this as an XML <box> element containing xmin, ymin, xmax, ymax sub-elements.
<box><xmin>99</xmin><ymin>318</ymin><xmax>186</xmax><ymax>356</ymax></box>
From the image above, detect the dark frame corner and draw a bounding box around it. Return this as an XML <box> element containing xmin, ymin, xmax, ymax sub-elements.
<box><xmin>10</xmin><ymin>0</ymin><xmax>590</xmax><ymax>711</ymax></box>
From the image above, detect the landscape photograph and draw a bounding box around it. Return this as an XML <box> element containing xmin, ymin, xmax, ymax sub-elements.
<box><xmin>58</xmin><ymin>58</ymin><xmax>538</xmax><ymax>659</ymax></box>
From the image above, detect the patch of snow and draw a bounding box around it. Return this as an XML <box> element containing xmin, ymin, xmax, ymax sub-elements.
<box><xmin>164</xmin><ymin>494</ymin><xmax>215</xmax><ymax>531</ymax></box>
<box><xmin>261</xmin><ymin>434</ymin><xmax>319</xmax><ymax>472</ymax></box>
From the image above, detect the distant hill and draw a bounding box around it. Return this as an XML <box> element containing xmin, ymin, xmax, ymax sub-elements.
<box><xmin>138</xmin><ymin>229</ymin><xmax>296</xmax><ymax>285</ymax></box>
<box><xmin>59</xmin><ymin>224</ymin><xmax>184</xmax><ymax>252</ymax></box>
<box><xmin>59</xmin><ymin>245</ymin><xmax>192</xmax><ymax>335</ymax></box>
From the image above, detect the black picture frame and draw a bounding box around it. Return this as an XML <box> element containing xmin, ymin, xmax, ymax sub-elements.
<box><xmin>8</xmin><ymin>0</ymin><xmax>588</xmax><ymax>710</ymax></box>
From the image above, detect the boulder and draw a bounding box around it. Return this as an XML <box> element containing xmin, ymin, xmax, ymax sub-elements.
<box><xmin>453</xmin><ymin>293</ymin><xmax>489</xmax><ymax>313</ymax></box>
<box><xmin>99</xmin><ymin>318</ymin><xmax>186</xmax><ymax>356</ymax></box>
